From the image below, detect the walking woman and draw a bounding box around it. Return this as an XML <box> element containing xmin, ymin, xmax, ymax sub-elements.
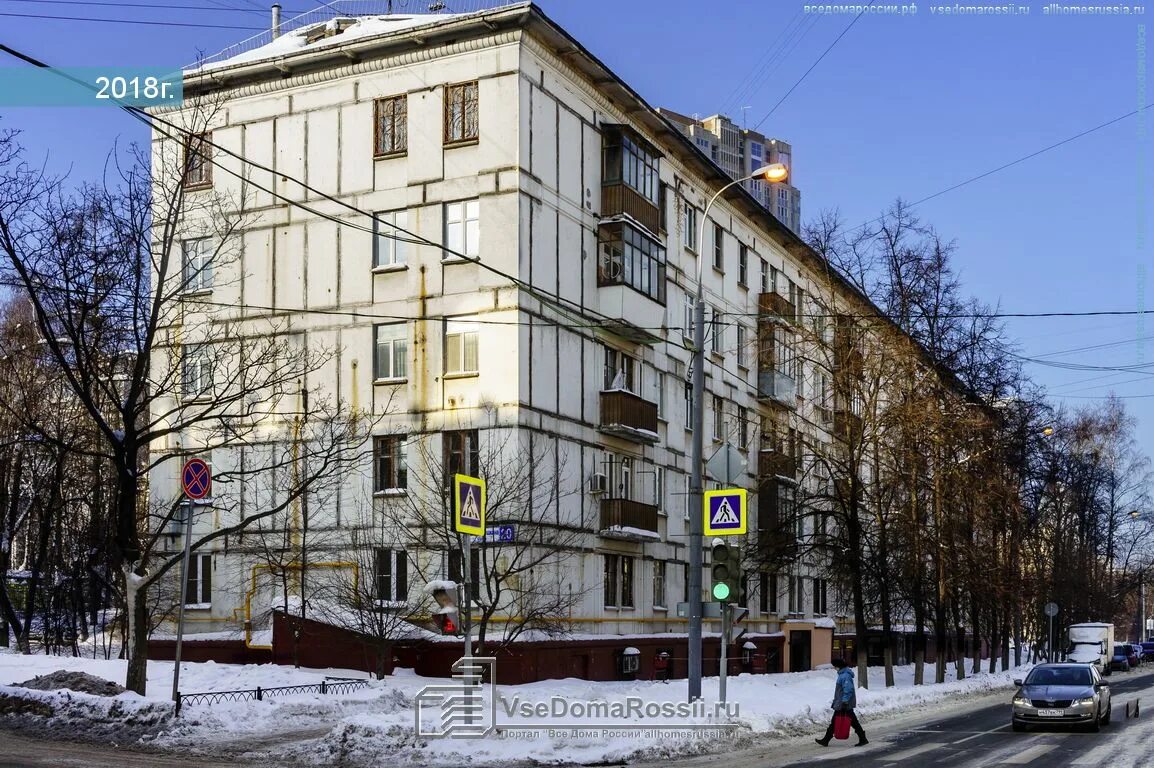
<box><xmin>815</xmin><ymin>658</ymin><xmax>869</xmax><ymax>747</ymax></box>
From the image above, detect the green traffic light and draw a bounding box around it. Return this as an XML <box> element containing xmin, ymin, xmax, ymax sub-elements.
<box><xmin>712</xmin><ymin>582</ymin><xmax>731</xmax><ymax>601</ymax></box>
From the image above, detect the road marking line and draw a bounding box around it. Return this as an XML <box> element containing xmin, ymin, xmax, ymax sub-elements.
<box><xmin>952</xmin><ymin>724</ymin><xmax>1010</xmax><ymax>744</ymax></box>
<box><xmin>1071</xmin><ymin>741</ymin><xmax>1124</xmax><ymax>766</ymax></box>
<box><xmin>1002</xmin><ymin>744</ymin><xmax>1057</xmax><ymax>764</ymax></box>
<box><xmin>884</xmin><ymin>743</ymin><xmax>944</xmax><ymax>761</ymax></box>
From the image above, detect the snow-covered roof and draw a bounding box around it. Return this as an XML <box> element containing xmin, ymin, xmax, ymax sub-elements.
<box><xmin>189</xmin><ymin>12</ymin><xmax>471</xmax><ymax>73</ymax></box>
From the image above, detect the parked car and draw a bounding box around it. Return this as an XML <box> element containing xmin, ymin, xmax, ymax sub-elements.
<box><xmin>1012</xmin><ymin>663</ymin><xmax>1112</xmax><ymax>732</ymax></box>
<box><xmin>1110</xmin><ymin>645</ymin><xmax>1131</xmax><ymax>672</ymax></box>
<box><xmin>1122</xmin><ymin>643</ymin><xmax>1142</xmax><ymax>668</ymax></box>
<box><xmin>1140</xmin><ymin>641</ymin><xmax>1154</xmax><ymax>661</ymax></box>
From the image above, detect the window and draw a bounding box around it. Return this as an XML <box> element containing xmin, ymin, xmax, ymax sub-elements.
<box><xmin>684</xmin><ymin>382</ymin><xmax>694</xmax><ymax>430</ymax></box>
<box><xmin>373</xmin><ymin>210</ymin><xmax>408</xmax><ymax>268</ymax></box>
<box><xmin>448</xmin><ymin>549</ymin><xmax>482</xmax><ymax>593</ymax></box>
<box><xmin>621</xmin><ymin>556</ymin><xmax>634</xmax><ymax>608</ymax></box>
<box><xmin>760</xmin><ymin>258</ymin><xmax>769</xmax><ymax>293</ymax></box>
<box><xmin>770</xmin><ymin>265</ymin><xmax>779</xmax><ymax>295</ymax></box>
<box><xmin>653</xmin><ymin>560</ymin><xmax>667</xmax><ymax>609</ymax></box>
<box><xmin>182</xmin><ymin>132</ymin><xmax>211</xmax><ymax>189</ymax></box>
<box><xmin>683</xmin><ymin>293</ymin><xmax>695</xmax><ymax>340</ymax></box>
<box><xmin>374</xmin><ymin>323</ymin><xmax>408</xmax><ymax>380</ymax></box>
<box><xmin>181</xmin><ymin>345</ymin><xmax>211</xmax><ymax>398</ymax></box>
<box><xmin>737</xmin><ymin>406</ymin><xmax>749</xmax><ymax>448</ymax></box>
<box><xmin>760</xmin><ymin>572</ymin><xmax>778</xmax><ymax>614</ymax></box>
<box><xmin>373</xmin><ymin>435</ymin><xmax>407</xmax><ymax>492</ymax></box>
<box><xmin>788</xmin><ymin>574</ymin><xmax>803</xmax><ymax>614</ymax></box>
<box><xmin>604</xmin><ymin>347</ymin><xmax>637</xmax><ymax>392</ymax></box>
<box><xmin>444</xmin><ymin>200</ymin><xmax>479</xmax><ymax>260</ymax></box>
<box><xmin>654</xmin><ymin>371</ymin><xmax>666</xmax><ymax>418</ymax></box>
<box><xmin>444</xmin><ymin>321</ymin><xmax>479</xmax><ymax>375</ymax></box>
<box><xmin>712</xmin><ymin>223</ymin><xmax>724</xmax><ymax>270</ymax></box>
<box><xmin>444</xmin><ymin>80</ymin><xmax>479</xmax><ymax>144</ymax></box>
<box><xmin>185</xmin><ymin>554</ymin><xmax>212</xmax><ymax>606</ymax></box>
<box><xmin>374</xmin><ymin>548</ymin><xmax>408</xmax><ymax>602</ymax></box>
<box><xmin>598</xmin><ymin>223</ymin><xmax>667</xmax><ymax>303</ymax></box>
<box><xmin>374</xmin><ymin>95</ymin><xmax>408</xmax><ymax>156</ymax></box>
<box><xmin>682</xmin><ymin>202</ymin><xmax>697</xmax><ymax>250</ymax></box>
<box><xmin>738</xmin><ymin>244</ymin><xmax>748</xmax><ymax>286</ymax></box>
<box><xmin>182</xmin><ymin>239</ymin><xmax>212</xmax><ymax>293</ymax></box>
<box><xmin>736</xmin><ymin>325</ymin><xmax>748</xmax><ymax>368</ymax></box>
<box><xmin>444</xmin><ymin>429</ymin><xmax>480</xmax><ymax>479</ymax></box>
<box><xmin>604</xmin><ymin>554</ymin><xmax>619</xmax><ymax>607</ymax></box>
<box><xmin>813</xmin><ymin>578</ymin><xmax>828</xmax><ymax>615</ymax></box>
<box><xmin>683</xmin><ymin>561</ymin><xmax>690</xmax><ymax>602</ymax></box>
<box><xmin>779</xmin><ymin>483</ymin><xmax>798</xmax><ymax>539</ymax></box>
<box><xmin>709</xmin><ymin>307</ymin><xmax>723</xmax><ymax>354</ymax></box>
<box><xmin>712</xmin><ymin>395</ymin><xmax>724</xmax><ymax>441</ymax></box>
<box><xmin>601</xmin><ymin>125</ymin><xmax>660</xmax><ymax>205</ymax></box>
<box><xmin>655</xmin><ymin>467</ymin><xmax>665</xmax><ymax>513</ymax></box>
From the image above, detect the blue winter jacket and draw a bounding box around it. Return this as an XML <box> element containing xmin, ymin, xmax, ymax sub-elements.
<box><xmin>831</xmin><ymin>667</ymin><xmax>857</xmax><ymax>711</ymax></box>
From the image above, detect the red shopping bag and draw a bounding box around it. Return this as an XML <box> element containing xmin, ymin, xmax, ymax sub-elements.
<box><xmin>833</xmin><ymin>711</ymin><xmax>852</xmax><ymax>740</ymax></box>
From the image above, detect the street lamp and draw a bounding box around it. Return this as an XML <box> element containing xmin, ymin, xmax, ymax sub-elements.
<box><xmin>687</xmin><ymin>163</ymin><xmax>789</xmax><ymax>703</ymax></box>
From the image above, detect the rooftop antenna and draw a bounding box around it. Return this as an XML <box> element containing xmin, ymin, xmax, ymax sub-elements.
<box><xmin>740</xmin><ymin>106</ymin><xmax>751</xmax><ymax>130</ymax></box>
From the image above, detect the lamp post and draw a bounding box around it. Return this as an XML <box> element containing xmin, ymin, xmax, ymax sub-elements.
<box><xmin>687</xmin><ymin>162</ymin><xmax>788</xmax><ymax>703</ymax></box>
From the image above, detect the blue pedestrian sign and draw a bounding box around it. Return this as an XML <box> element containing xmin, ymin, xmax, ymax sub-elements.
<box><xmin>704</xmin><ymin>488</ymin><xmax>747</xmax><ymax>536</ymax></box>
<box><xmin>453</xmin><ymin>474</ymin><xmax>486</xmax><ymax>536</ymax></box>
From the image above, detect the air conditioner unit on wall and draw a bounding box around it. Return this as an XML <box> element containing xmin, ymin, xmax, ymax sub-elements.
<box><xmin>590</xmin><ymin>472</ymin><xmax>608</xmax><ymax>494</ymax></box>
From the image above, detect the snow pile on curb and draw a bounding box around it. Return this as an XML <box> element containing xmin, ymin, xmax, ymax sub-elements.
<box><xmin>0</xmin><ymin>683</ymin><xmax>172</xmax><ymax>740</ymax></box>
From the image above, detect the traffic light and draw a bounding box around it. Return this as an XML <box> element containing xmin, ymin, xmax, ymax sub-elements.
<box><xmin>430</xmin><ymin>582</ymin><xmax>461</xmax><ymax>636</ymax></box>
<box><xmin>710</xmin><ymin>539</ymin><xmax>741</xmax><ymax>603</ymax></box>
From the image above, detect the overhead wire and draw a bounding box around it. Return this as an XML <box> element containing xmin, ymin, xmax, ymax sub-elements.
<box><xmin>0</xmin><ymin>10</ymin><xmax>265</xmax><ymax>28</ymax></box>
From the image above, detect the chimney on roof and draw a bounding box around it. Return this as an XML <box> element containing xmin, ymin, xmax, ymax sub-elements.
<box><xmin>271</xmin><ymin>3</ymin><xmax>282</xmax><ymax>39</ymax></box>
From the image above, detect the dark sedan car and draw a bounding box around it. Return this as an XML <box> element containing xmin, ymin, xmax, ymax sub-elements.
<box><xmin>1122</xmin><ymin>643</ymin><xmax>1141</xmax><ymax>668</ymax></box>
<box><xmin>1110</xmin><ymin>645</ymin><xmax>1131</xmax><ymax>672</ymax></box>
<box><xmin>1142</xmin><ymin>641</ymin><xmax>1154</xmax><ymax>661</ymax></box>
<box><xmin>1012</xmin><ymin>663</ymin><xmax>1111</xmax><ymax>732</ymax></box>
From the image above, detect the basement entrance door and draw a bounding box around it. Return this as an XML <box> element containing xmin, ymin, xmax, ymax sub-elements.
<box><xmin>790</xmin><ymin>630</ymin><xmax>812</xmax><ymax>672</ymax></box>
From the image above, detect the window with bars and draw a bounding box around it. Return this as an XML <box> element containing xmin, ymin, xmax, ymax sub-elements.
<box><xmin>374</xmin><ymin>548</ymin><xmax>408</xmax><ymax>602</ymax></box>
<box><xmin>373</xmin><ymin>435</ymin><xmax>407</xmax><ymax>492</ymax></box>
<box><xmin>374</xmin><ymin>95</ymin><xmax>408</xmax><ymax>156</ymax></box>
<box><xmin>444</xmin><ymin>81</ymin><xmax>479</xmax><ymax>145</ymax></box>
<box><xmin>181</xmin><ymin>239</ymin><xmax>212</xmax><ymax>293</ymax></box>
<box><xmin>185</xmin><ymin>554</ymin><xmax>212</xmax><ymax>606</ymax></box>
<box><xmin>445</xmin><ymin>321</ymin><xmax>479</xmax><ymax>375</ymax></box>
<box><xmin>373</xmin><ymin>210</ymin><xmax>408</xmax><ymax>268</ymax></box>
<box><xmin>182</xmin><ymin>132</ymin><xmax>211</xmax><ymax>189</ymax></box>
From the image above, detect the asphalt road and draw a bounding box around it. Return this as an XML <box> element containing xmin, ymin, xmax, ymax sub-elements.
<box><xmin>0</xmin><ymin>731</ymin><xmax>253</xmax><ymax>768</ymax></box>
<box><xmin>771</xmin><ymin>667</ymin><xmax>1154</xmax><ymax>768</ymax></box>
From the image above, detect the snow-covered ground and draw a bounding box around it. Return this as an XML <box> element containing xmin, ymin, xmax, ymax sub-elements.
<box><xmin>0</xmin><ymin>648</ymin><xmax>1031</xmax><ymax>766</ymax></box>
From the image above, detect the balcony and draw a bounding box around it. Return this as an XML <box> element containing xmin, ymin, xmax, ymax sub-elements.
<box><xmin>600</xmin><ymin>498</ymin><xmax>660</xmax><ymax>541</ymax></box>
<box><xmin>599</xmin><ymin>390</ymin><xmax>659</xmax><ymax>444</ymax></box>
<box><xmin>759</xmin><ymin>450</ymin><xmax>797</xmax><ymax>480</ymax></box>
<box><xmin>833</xmin><ymin>409</ymin><xmax>863</xmax><ymax>442</ymax></box>
<box><xmin>757</xmin><ymin>369</ymin><xmax>796</xmax><ymax>409</ymax></box>
<box><xmin>759</xmin><ymin>291</ymin><xmax>796</xmax><ymax>323</ymax></box>
<box><xmin>601</xmin><ymin>182</ymin><xmax>661</xmax><ymax>235</ymax></box>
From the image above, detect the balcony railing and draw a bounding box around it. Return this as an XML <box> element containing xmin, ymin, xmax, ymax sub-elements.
<box><xmin>602</xmin><ymin>182</ymin><xmax>661</xmax><ymax>235</ymax></box>
<box><xmin>600</xmin><ymin>498</ymin><xmax>660</xmax><ymax>540</ymax></box>
<box><xmin>833</xmin><ymin>409</ymin><xmax>863</xmax><ymax>442</ymax></box>
<box><xmin>599</xmin><ymin>390</ymin><xmax>659</xmax><ymax>443</ymax></box>
<box><xmin>757</xmin><ymin>369</ymin><xmax>796</xmax><ymax>408</ymax></box>
<box><xmin>759</xmin><ymin>450</ymin><xmax>798</xmax><ymax>480</ymax></box>
<box><xmin>758</xmin><ymin>291</ymin><xmax>796</xmax><ymax>322</ymax></box>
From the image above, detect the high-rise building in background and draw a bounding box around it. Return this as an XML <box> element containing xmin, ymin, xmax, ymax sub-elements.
<box><xmin>659</xmin><ymin>109</ymin><xmax>802</xmax><ymax>234</ymax></box>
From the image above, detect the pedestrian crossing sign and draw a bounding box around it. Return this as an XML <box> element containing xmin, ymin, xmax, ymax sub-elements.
<box><xmin>453</xmin><ymin>474</ymin><xmax>486</xmax><ymax>536</ymax></box>
<box><xmin>704</xmin><ymin>488</ymin><xmax>747</xmax><ymax>536</ymax></box>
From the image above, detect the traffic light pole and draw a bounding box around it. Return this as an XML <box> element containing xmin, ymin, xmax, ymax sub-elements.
<box><xmin>719</xmin><ymin>602</ymin><xmax>730</xmax><ymax>704</ymax></box>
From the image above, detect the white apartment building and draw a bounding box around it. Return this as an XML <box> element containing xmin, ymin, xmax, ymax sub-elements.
<box><xmin>658</xmin><ymin>109</ymin><xmax>803</xmax><ymax>234</ymax></box>
<box><xmin>153</xmin><ymin>3</ymin><xmax>862</xmax><ymax>660</ymax></box>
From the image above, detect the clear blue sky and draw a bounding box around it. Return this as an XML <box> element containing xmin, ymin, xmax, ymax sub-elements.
<box><xmin>1</xmin><ymin>0</ymin><xmax>1150</xmax><ymax>451</ymax></box>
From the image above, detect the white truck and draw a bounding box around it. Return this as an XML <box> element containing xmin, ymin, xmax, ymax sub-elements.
<box><xmin>1067</xmin><ymin>622</ymin><xmax>1115</xmax><ymax>675</ymax></box>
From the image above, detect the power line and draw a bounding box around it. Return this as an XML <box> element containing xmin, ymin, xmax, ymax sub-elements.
<box><xmin>751</xmin><ymin>5</ymin><xmax>869</xmax><ymax>133</ymax></box>
<box><xmin>0</xmin><ymin>10</ymin><xmax>265</xmax><ymax>28</ymax></box>
<box><xmin>2</xmin><ymin>0</ymin><xmax>307</xmax><ymax>11</ymax></box>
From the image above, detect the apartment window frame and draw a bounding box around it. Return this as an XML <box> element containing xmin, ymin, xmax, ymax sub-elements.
<box><xmin>601</xmin><ymin>125</ymin><xmax>660</xmax><ymax>205</ymax></box>
<box><xmin>737</xmin><ymin>405</ymin><xmax>749</xmax><ymax>448</ymax></box>
<box><xmin>654</xmin><ymin>371</ymin><xmax>666</xmax><ymax>419</ymax></box>
<box><xmin>597</xmin><ymin>222</ymin><xmax>667</xmax><ymax>304</ymax></box>
<box><xmin>181</xmin><ymin>238</ymin><xmax>213</xmax><ymax>294</ymax></box>
<box><xmin>760</xmin><ymin>258</ymin><xmax>769</xmax><ymax>293</ymax></box>
<box><xmin>373</xmin><ymin>435</ymin><xmax>408</xmax><ymax>493</ymax></box>
<box><xmin>604</xmin><ymin>554</ymin><xmax>620</xmax><ymax>608</ymax></box>
<box><xmin>709</xmin><ymin>307</ymin><xmax>723</xmax><ymax>355</ymax></box>
<box><xmin>444</xmin><ymin>320</ymin><xmax>479</xmax><ymax>377</ymax></box>
<box><xmin>184</xmin><ymin>553</ymin><xmax>212</xmax><ymax>606</ymax></box>
<box><xmin>444</xmin><ymin>199</ymin><xmax>480</xmax><ymax>261</ymax></box>
<box><xmin>684</xmin><ymin>381</ymin><xmax>694</xmax><ymax>431</ymax></box>
<box><xmin>813</xmin><ymin>578</ymin><xmax>828</xmax><ymax>615</ymax></box>
<box><xmin>738</xmin><ymin>244</ymin><xmax>748</xmax><ymax>286</ymax></box>
<box><xmin>712</xmin><ymin>395</ymin><xmax>724</xmax><ymax>441</ymax></box>
<box><xmin>653</xmin><ymin>560</ymin><xmax>667</xmax><ymax>609</ymax></box>
<box><xmin>182</xmin><ymin>132</ymin><xmax>212</xmax><ymax>190</ymax></box>
<box><xmin>181</xmin><ymin>344</ymin><xmax>212</xmax><ymax>400</ymax></box>
<box><xmin>655</xmin><ymin>466</ymin><xmax>666</xmax><ymax>515</ymax></box>
<box><xmin>603</xmin><ymin>346</ymin><xmax>638</xmax><ymax>393</ymax></box>
<box><xmin>712</xmin><ymin>222</ymin><xmax>724</xmax><ymax>271</ymax></box>
<box><xmin>682</xmin><ymin>201</ymin><xmax>698</xmax><ymax>251</ymax></box>
<box><xmin>736</xmin><ymin>324</ymin><xmax>748</xmax><ymax>368</ymax></box>
<box><xmin>373</xmin><ymin>94</ymin><xmax>408</xmax><ymax>157</ymax></box>
<box><xmin>373</xmin><ymin>209</ymin><xmax>409</xmax><ymax>269</ymax></box>
<box><xmin>373</xmin><ymin>323</ymin><xmax>408</xmax><ymax>382</ymax></box>
<box><xmin>443</xmin><ymin>80</ymin><xmax>479</xmax><ymax>146</ymax></box>
<box><xmin>788</xmin><ymin>574</ymin><xmax>804</xmax><ymax>614</ymax></box>
<box><xmin>374</xmin><ymin>548</ymin><xmax>409</xmax><ymax>603</ymax></box>
<box><xmin>444</xmin><ymin>429</ymin><xmax>480</xmax><ymax>482</ymax></box>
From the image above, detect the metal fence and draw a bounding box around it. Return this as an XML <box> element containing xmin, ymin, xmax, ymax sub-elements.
<box><xmin>175</xmin><ymin>676</ymin><xmax>370</xmax><ymax>714</ymax></box>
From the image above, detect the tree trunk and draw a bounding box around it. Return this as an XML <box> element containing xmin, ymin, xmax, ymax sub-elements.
<box><xmin>124</xmin><ymin>569</ymin><xmax>149</xmax><ymax>695</ymax></box>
